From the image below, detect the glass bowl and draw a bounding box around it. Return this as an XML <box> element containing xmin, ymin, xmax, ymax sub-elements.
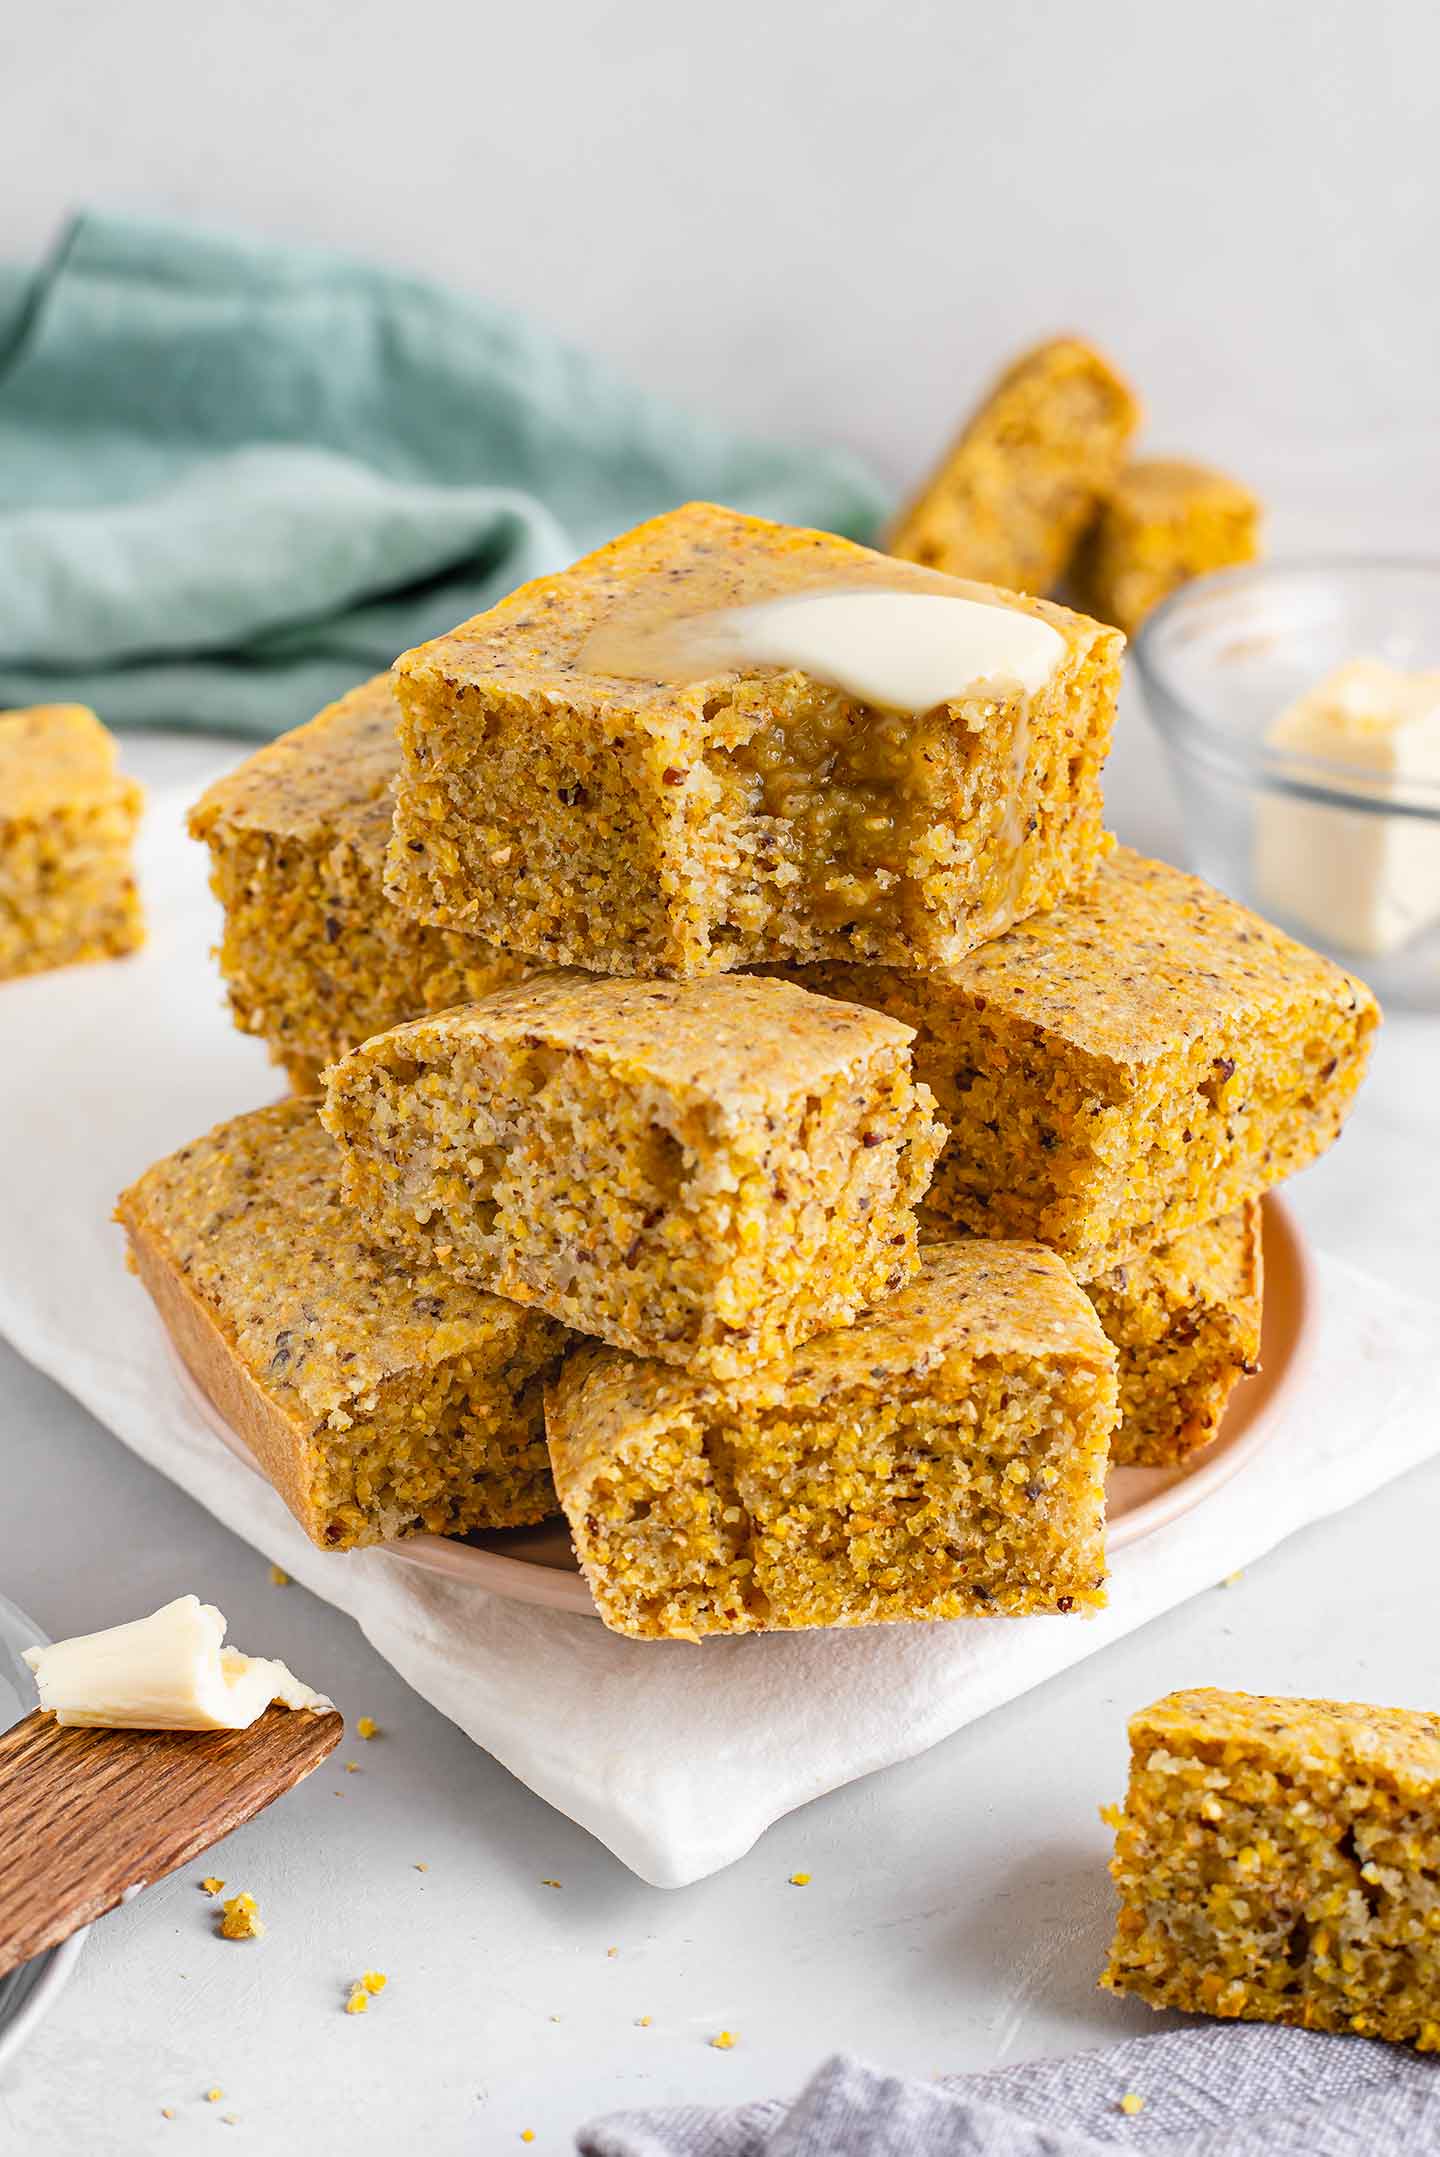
<box><xmin>1133</xmin><ymin>559</ymin><xmax>1440</xmax><ymax>1010</ymax></box>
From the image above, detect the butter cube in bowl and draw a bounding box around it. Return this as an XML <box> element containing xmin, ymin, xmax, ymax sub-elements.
<box><xmin>1133</xmin><ymin>558</ymin><xmax>1440</xmax><ymax>1007</ymax></box>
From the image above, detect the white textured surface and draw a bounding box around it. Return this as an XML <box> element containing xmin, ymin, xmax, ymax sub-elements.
<box><xmin>0</xmin><ymin>719</ymin><xmax>1437</xmax><ymax>2153</ymax></box>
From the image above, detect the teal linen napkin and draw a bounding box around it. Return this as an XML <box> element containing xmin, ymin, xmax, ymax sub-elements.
<box><xmin>0</xmin><ymin>214</ymin><xmax>887</xmax><ymax>737</ymax></box>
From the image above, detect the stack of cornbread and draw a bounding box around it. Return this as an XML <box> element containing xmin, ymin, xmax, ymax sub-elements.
<box><xmin>118</xmin><ymin>499</ymin><xmax>1377</xmax><ymax>1642</ymax></box>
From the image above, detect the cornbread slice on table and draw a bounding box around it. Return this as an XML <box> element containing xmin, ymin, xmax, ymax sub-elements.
<box><xmin>547</xmin><ymin>1243</ymin><xmax>1117</xmax><ymax>1641</ymax></box>
<box><xmin>188</xmin><ymin>675</ymin><xmax>531</xmax><ymax>1091</ymax></box>
<box><xmin>116</xmin><ymin>1098</ymin><xmax>570</xmax><ymax>1550</ymax></box>
<box><xmin>322</xmin><ymin>971</ymin><xmax>943</xmax><ymax>1379</ymax></box>
<box><xmin>0</xmin><ymin>704</ymin><xmax>144</xmax><ymax>980</ymax></box>
<box><xmin>1082</xmin><ymin>1202</ymin><xmax>1263</xmax><ymax>1467</ymax></box>
<box><xmin>1102</xmin><ymin>1689</ymin><xmax>1440</xmax><ymax>2049</ymax></box>
<box><xmin>385</xmin><ymin>501</ymin><xmax>1123</xmax><ymax>977</ymax></box>
<box><xmin>1076</xmin><ymin>457</ymin><xmax>1262</xmax><ymax>636</ymax></box>
<box><xmin>795</xmin><ymin>849</ymin><xmax>1378</xmax><ymax>1276</ymax></box>
<box><xmin>887</xmin><ymin>338</ymin><xmax>1141</xmax><ymax>594</ymax></box>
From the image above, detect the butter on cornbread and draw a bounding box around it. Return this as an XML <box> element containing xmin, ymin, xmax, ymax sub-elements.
<box><xmin>888</xmin><ymin>338</ymin><xmax>1141</xmax><ymax>596</ymax></box>
<box><xmin>547</xmin><ymin>1242</ymin><xmax>1117</xmax><ymax>1640</ymax></box>
<box><xmin>321</xmin><ymin>970</ymin><xmax>943</xmax><ymax>1380</ymax></box>
<box><xmin>1102</xmin><ymin>1688</ymin><xmax>1440</xmax><ymax>2050</ymax></box>
<box><xmin>797</xmin><ymin>849</ymin><xmax>1377</xmax><ymax>1275</ymax></box>
<box><xmin>0</xmin><ymin>703</ymin><xmax>144</xmax><ymax>980</ymax></box>
<box><xmin>188</xmin><ymin>676</ymin><xmax>532</xmax><ymax>1091</ymax></box>
<box><xmin>384</xmin><ymin>502</ymin><xmax>1123</xmax><ymax>977</ymax></box>
<box><xmin>116</xmin><ymin>1098</ymin><xmax>571</xmax><ymax>1550</ymax></box>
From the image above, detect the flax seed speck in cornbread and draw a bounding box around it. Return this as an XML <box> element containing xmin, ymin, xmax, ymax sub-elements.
<box><xmin>1102</xmin><ymin>1689</ymin><xmax>1440</xmax><ymax>2050</ymax></box>
<box><xmin>888</xmin><ymin>338</ymin><xmax>1141</xmax><ymax>596</ymax></box>
<box><xmin>546</xmin><ymin>1243</ymin><xmax>1117</xmax><ymax>1640</ymax></box>
<box><xmin>188</xmin><ymin>676</ymin><xmax>533</xmax><ymax>1091</ymax></box>
<box><xmin>796</xmin><ymin>849</ymin><xmax>1377</xmax><ymax>1275</ymax></box>
<box><xmin>0</xmin><ymin>704</ymin><xmax>144</xmax><ymax>980</ymax></box>
<box><xmin>322</xmin><ymin>970</ymin><xmax>943</xmax><ymax>1378</ymax></box>
<box><xmin>116</xmin><ymin>1098</ymin><xmax>570</xmax><ymax>1549</ymax></box>
<box><xmin>384</xmin><ymin>502</ymin><xmax>1123</xmax><ymax>977</ymax></box>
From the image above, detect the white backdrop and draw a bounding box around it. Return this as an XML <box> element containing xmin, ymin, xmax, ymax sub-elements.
<box><xmin>7</xmin><ymin>0</ymin><xmax>1437</xmax><ymax>529</ymax></box>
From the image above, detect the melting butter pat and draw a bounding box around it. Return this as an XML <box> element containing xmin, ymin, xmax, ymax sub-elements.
<box><xmin>1255</xmin><ymin>658</ymin><xmax>1440</xmax><ymax>957</ymax></box>
<box><xmin>23</xmin><ymin>1594</ymin><xmax>331</xmax><ymax>1731</ymax></box>
<box><xmin>589</xmin><ymin>588</ymin><xmax>1066</xmax><ymax>708</ymax></box>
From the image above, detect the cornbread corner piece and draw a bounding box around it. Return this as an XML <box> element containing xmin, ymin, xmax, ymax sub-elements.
<box><xmin>322</xmin><ymin>971</ymin><xmax>944</xmax><ymax>1378</ymax></box>
<box><xmin>1102</xmin><ymin>1688</ymin><xmax>1440</xmax><ymax>2049</ymax></box>
<box><xmin>385</xmin><ymin>501</ymin><xmax>1124</xmax><ymax>976</ymax></box>
<box><xmin>887</xmin><ymin>338</ymin><xmax>1142</xmax><ymax>596</ymax></box>
<box><xmin>1077</xmin><ymin>457</ymin><xmax>1262</xmax><ymax>636</ymax></box>
<box><xmin>0</xmin><ymin>704</ymin><xmax>144</xmax><ymax>981</ymax></box>
<box><xmin>115</xmin><ymin>1098</ymin><xmax>570</xmax><ymax>1550</ymax></box>
<box><xmin>799</xmin><ymin>848</ymin><xmax>1379</xmax><ymax>1274</ymax></box>
<box><xmin>188</xmin><ymin>675</ymin><xmax>531</xmax><ymax>1090</ymax></box>
<box><xmin>1084</xmin><ymin>1202</ymin><xmax>1263</xmax><ymax>1467</ymax></box>
<box><xmin>546</xmin><ymin>1241</ymin><xmax>1117</xmax><ymax>1640</ymax></box>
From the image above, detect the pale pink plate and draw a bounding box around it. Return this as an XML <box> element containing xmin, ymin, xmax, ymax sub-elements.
<box><xmin>171</xmin><ymin>1193</ymin><xmax>1316</xmax><ymax>1620</ymax></box>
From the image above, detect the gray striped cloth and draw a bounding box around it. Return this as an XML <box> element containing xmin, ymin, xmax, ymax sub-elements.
<box><xmin>578</xmin><ymin>2027</ymin><xmax>1440</xmax><ymax>2154</ymax></box>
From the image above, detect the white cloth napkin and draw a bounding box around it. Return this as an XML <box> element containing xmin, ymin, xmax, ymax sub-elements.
<box><xmin>2</xmin><ymin>768</ymin><xmax>1436</xmax><ymax>1888</ymax></box>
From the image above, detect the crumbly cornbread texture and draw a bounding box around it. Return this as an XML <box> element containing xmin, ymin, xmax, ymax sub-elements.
<box><xmin>887</xmin><ymin>339</ymin><xmax>1141</xmax><ymax>595</ymax></box>
<box><xmin>116</xmin><ymin>1098</ymin><xmax>570</xmax><ymax>1549</ymax></box>
<box><xmin>1077</xmin><ymin>458</ymin><xmax>1262</xmax><ymax>636</ymax></box>
<box><xmin>1102</xmin><ymin>1689</ymin><xmax>1440</xmax><ymax>2049</ymax></box>
<box><xmin>189</xmin><ymin>676</ymin><xmax>531</xmax><ymax>1090</ymax></box>
<box><xmin>385</xmin><ymin>502</ymin><xmax>1123</xmax><ymax>977</ymax></box>
<box><xmin>547</xmin><ymin>1242</ymin><xmax>1117</xmax><ymax>1640</ymax></box>
<box><xmin>0</xmin><ymin>704</ymin><xmax>144</xmax><ymax>980</ymax></box>
<box><xmin>795</xmin><ymin>849</ymin><xmax>1378</xmax><ymax>1274</ymax></box>
<box><xmin>322</xmin><ymin>971</ymin><xmax>943</xmax><ymax>1378</ymax></box>
<box><xmin>1083</xmin><ymin>1202</ymin><xmax>1262</xmax><ymax>1466</ymax></box>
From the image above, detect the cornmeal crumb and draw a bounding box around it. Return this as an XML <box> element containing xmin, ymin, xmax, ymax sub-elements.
<box><xmin>606</xmin><ymin>1946</ymin><xmax>618</xmax><ymax>1958</ymax></box>
<box><xmin>357</xmin><ymin>1716</ymin><xmax>378</xmax><ymax>1740</ymax></box>
<box><xmin>223</xmin><ymin>2116</ymin><xmax>239</xmax><ymax>2128</ymax></box>
<box><xmin>345</xmin><ymin>1762</ymin><xmax>361</xmax><ymax>1773</ymax></box>
<box><xmin>362</xmin><ymin>1971</ymin><xmax>387</xmax><ymax>1995</ymax></box>
<box><xmin>540</xmin><ymin>1878</ymin><xmax>561</xmax><ymax>1889</ymax></box>
<box><xmin>1221</xmin><ymin>1569</ymin><xmax>1244</xmax><ymax>1588</ymax></box>
<box><xmin>415</xmin><ymin>1862</ymin><xmax>429</xmax><ymax>1872</ymax></box>
<box><xmin>345</xmin><ymin>1987</ymin><xmax>370</xmax><ymax>2015</ymax></box>
<box><xmin>521</xmin><ymin>2134</ymin><xmax>535</xmax><ymax>2145</ymax></box>
<box><xmin>710</xmin><ymin>2031</ymin><xmax>738</xmax><ymax>2050</ymax></box>
<box><xmin>161</xmin><ymin>2108</ymin><xmax>175</xmax><ymax>2120</ymax></box>
<box><xmin>636</xmin><ymin>2016</ymin><xmax>653</xmax><ymax>2028</ymax></box>
<box><xmin>269</xmin><ymin>1565</ymin><xmax>289</xmax><ymax>1586</ymax></box>
<box><xmin>219</xmin><ymin>1892</ymin><xmax>265</xmax><ymax>1941</ymax></box>
<box><xmin>206</xmin><ymin>2089</ymin><xmax>223</xmax><ymax>2104</ymax></box>
<box><xmin>200</xmin><ymin>1878</ymin><xmax>224</xmax><ymax>1896</ymax></box>
<box><xmin>789</xmin><ymin>1873</ymin><xmax>812</xmax><ymax>1886</ymax></box>
<box><xmin>1119</xmin><ymin>2091</ymin><xmax>1145</xmax><ymax>2116</ymax></box>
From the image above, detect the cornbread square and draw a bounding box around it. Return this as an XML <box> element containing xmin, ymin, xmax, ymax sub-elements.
<box><xmin>547</xmin><ymin>1243</ymin><xmax>1117</xmax><ymax>1640</ymax></box>
<box><xmin>1083</xmin><ymin>1202</ymin><xmax>1262</xmax><ymax>1467</ymax></box>
<box><xmin>188</xmin><ymin>676</ymin><xmax>531</xmax><ymax>1090</ymax></box>
<box><xmin>0</xmin><ymin>705</ymin><xmax>143</xmax><ymax>980</ymax></box>
<box><xmin>888</xmin><ymin>338</ymin><xmax>1141</xmax><ymax>595</ymax></box>
<box><xmin>116</xmin><ymin>1099</ymin><xmax>570</xmax><ymax>1551</ymax></box>
<box><xmin>385</xmin><ymin>502</ymin><xmax>1123</xmax><ymax>976</ymax></box>
<box><xmin>322</xmin><ymin>972</ymin><xmax>943</xmax><ymax>1378</ymax></box>
<box><xmin>796</xmin><ymin>849</ymin><xmax>1378</xmax><ymax>1274</ymax></box>
<box><xmin>1077</xmin><ymin>458</ymin><xmax>1262</xmax><ymax>636</ymax></box>
<box><xmin>1102</xmin><ymin>1689</ymin><xmax>1440</xmax><ymax>2049</ymax></box>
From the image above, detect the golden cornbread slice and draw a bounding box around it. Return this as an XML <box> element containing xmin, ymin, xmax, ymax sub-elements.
<box><xmin>795</xmin><ymin>849</ymin><xmax>1378</xmax><ymax>1274</ymax></box>
<box><xmin>1077</xmin><ymin>457</ymin><xmax>1262</xmax><ymax>636</ymax></box>
<box><xmin>1083</xmin><ymin>1202</ymin><xmax>1262</xmax><ymax>1467</ymax></box>
<box><xmin>322</xmin><ymin>971</ymin><xmax>944</xmax><ymax>1379</ymax></box>
<box><xmin>0</xmin><ymin>704</ymin><xmax>144</xmax><ymax>980</ymax></box>
<box><xmin>116</xmin><ymin>1098</ymin><xmax>570</xmax><ymax>1550</ymax></box>
<box><xmin>385</xmin><ymin>502</ymin><xmax>1123</xmax><ymax>977</ymax></box>
<box><xmin>887</xmin><ymin>338</ymin><xmax>1141</xmax><ymax>595</ymax></box>
<box><xmin>1102</xmin><ymin>1689</ymin><xmax>1440</xmax><ymax>2050</ymax></box>
<box><xmin>547</xmin><ymin>1243</ymin><xmax>1117</xmax><ymax>1640</ymax></box>
<box><xmin>188</xmin><ymin>676</ymin><xmax>531</xmax><ymax>1090</ymax></box>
